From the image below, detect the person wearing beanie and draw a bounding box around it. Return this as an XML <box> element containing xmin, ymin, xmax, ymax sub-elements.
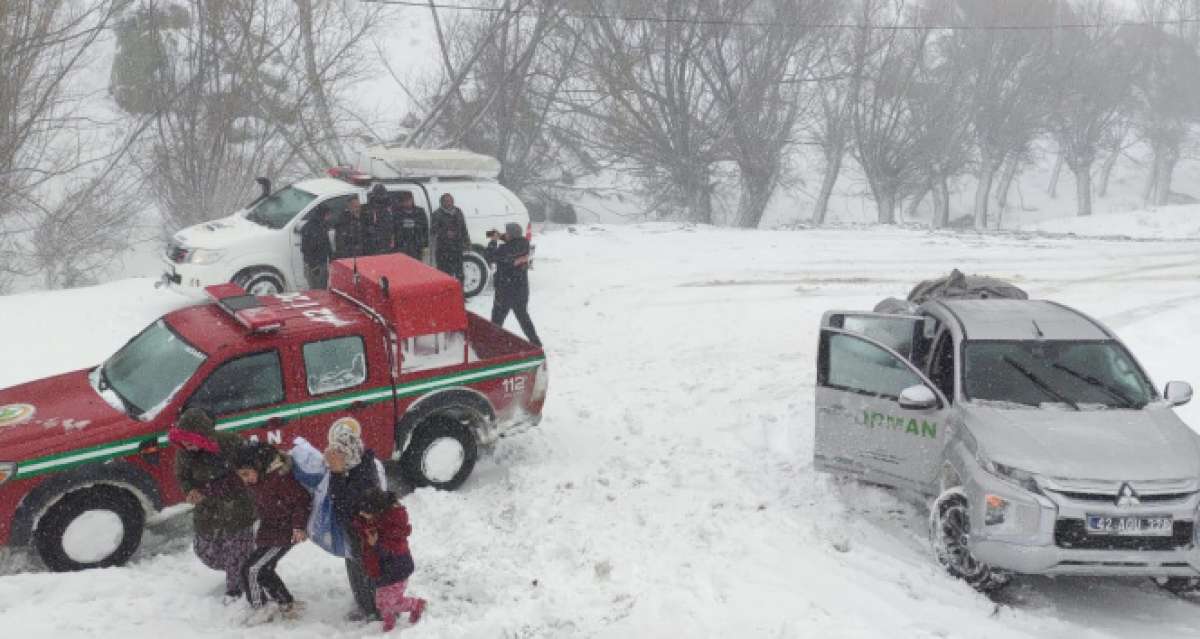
<box><xmin>168</xmin><ymin>407</ymin><xmax>256</xmax><ymax>603</ymax></box>
<box><xmin>485</xmin><ymin>221</ymin><xmax>541</xmax><ymax>347</ymax></box>
<box><xmin>351</xmin><ymin>489</ymin><xmax>426</xmax><ymax>632</ymax></box>
<box><xmin>233</xmin><ymin>441</ymin><xmax>313</xmax><ymax>625</ymax></box>
<box><xmin>323</xmin><ymin>417</ymin><xmax>385</xmax><ymax>620</ymax></box>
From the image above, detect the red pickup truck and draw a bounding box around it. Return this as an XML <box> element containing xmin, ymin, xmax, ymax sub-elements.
<box><xmin>0</xmin><ymin>254</ymin><xmax>547</xmax><ymax>571</ymax></box>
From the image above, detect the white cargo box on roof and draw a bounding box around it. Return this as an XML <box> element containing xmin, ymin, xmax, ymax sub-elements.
<box><xmin>357</xmin><ymin>146</ymin><xmax>502</xmax><ymax>180</ymax></box>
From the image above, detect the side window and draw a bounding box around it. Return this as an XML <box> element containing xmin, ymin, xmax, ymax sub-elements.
<box><xmin>822</xmin><ymin>332</ymin><xmax>923</xmax><ymax>400</ymax></box>
<box><xmin>303</xmin><ymin>336</ymin><xmax>367</xmax><ymax>395</ymax></box>
<box><xmin>309</xmin><ymin>195</ymin><xmax>354</xmax><ymax>224</ymax></box>
<box><xmin>189</xmin><ymin>351</ymin><xmax>283</xmax><ymax>416</ymax></box>
<box><xmin>835</xmin><ymin>315</ymin><xmax>919</xmax><ymax>361</ymax></box>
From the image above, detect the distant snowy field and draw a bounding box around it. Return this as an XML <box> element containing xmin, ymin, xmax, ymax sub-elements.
<box><xmin>5</xmin><ymin>223</ymin><xmax>1200</xmax><ymax>638</ymax></box>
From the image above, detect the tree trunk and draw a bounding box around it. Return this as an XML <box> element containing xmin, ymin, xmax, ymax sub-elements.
<box><xmin>736</xmin><ymin>161</ymin><xmax>776</xmax><ymax>228</ymax></box>
<box><xmin>1154</xmin><ymin>152</ymin><xmax>1178</xmax><ymax>207</ymax></box>
<box><xmin>1143</xmin><ymin>155</ymin><xmax>1159</xmax><ymax>206</ymax></box>
<box><xmin>1097</xmin><ymin>147</ymin><xmax>1120</xmax><ymax>198</ymax></box>
<box><xmin>973</xmin><ymin>160</ymin><xmax>998</xmax><ymax>230</ymax></box>
<box><xmin>1048</xmin><ymin>150</ymin><xmax>1064</xmax><ymax>198</ymax></box>
<box><xmin>294</xmin><ymin>0</ymin><xmax>343</xmax><ymax>164</ymax></box>
<box><xmin>812</xmin><ymin>147</ymin><xmax>842</xmax><ymax>225</ymax></box>
<box><xmin>995</xmin><ymin>155</ymin><xmax>1019</xmax><ymax>214</ymax></box>
<box><xmin>876</xmin><ymin>190</ymin><xmax>896</xmax><ymax>224</ymax></box>
<box><xmin>1073</xmin><ymin>165</ymin><xmax>1093</xmax><ymax>216</ymax></box>
<box><xmin>905</xmin><ymin>186</ymin><xmax>929</xmax><ymax>221</ymax></box>
<box><xmin>933</xmin><ymin>179</ymin><xmax>951</xmax><ymax>228</ymax></box>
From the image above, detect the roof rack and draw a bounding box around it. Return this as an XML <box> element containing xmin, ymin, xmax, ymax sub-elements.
<box><xmin>356</xmin><ymin>146</ymin><xmax>501</xmax><ymax>180</ymax></box>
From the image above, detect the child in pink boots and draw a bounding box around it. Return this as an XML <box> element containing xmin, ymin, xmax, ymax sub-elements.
<box><xmin>351</xmin><ymin>489</ymin><xmax>426</xmax><ymax>632</ymax></box>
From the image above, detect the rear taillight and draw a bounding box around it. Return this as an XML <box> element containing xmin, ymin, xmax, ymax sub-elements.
<box><xmin>531</xmin><ymin>361</ymin><xmax>548</xmax><ymax>404</ymax></box>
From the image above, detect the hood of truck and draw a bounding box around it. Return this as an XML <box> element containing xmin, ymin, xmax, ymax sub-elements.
<box><xmin>173</xmin><ymin>212</ymin><xmax>276</xmax><ymax>250</ymax></box>
<box><xmin>0</xmin><ymin>369</ymin><xmax>138</xmax><ymax>463</ymax></box>
<box><xmin>962</xmin><ymin>402</ymin><xmax>1200</xmax><ymax>481</ymax></box>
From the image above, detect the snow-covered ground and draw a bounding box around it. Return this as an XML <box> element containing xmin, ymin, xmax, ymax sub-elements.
<box><xmin>5</xmin><ymin>224</ymin><xmax>1200</xmax><ymax>638</ymax></box>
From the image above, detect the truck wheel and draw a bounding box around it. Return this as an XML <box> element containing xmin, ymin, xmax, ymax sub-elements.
<box><xmin>234</xmin><ymin>268</ymin><xmax>285</xmax><ymax>296</ymax></box>
<box><xmin>1152</xmin><ymin>577</ymin><xmax>1200</xmax><ymax>594</ymax></box>
<box><xmin>400</xmin><ymin>415</ymin><xmax>478</xmax><ymax>490</ymax></box>
<box><xmin>461</xmin><ymin>251</ymin><xmax>489</xmax><ymax>298</ymax></box>
<box><xmin>33</xmin><ymin>485</ymin><xmax>145</xmax><ymax>572</ymax></box>
<box><xmin>929</xmin><ymin>489</ymin><xmax>1008</xmax><ymax>593</ymax></box>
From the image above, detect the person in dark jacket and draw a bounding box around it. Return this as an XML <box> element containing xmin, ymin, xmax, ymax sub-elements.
<box><xmin>391</xmin><ymin>191</ymin><xmax>428</xmax><ymax>261</ymax></box>
<box><xmin>301</xmin><ymin>204</ymin><xmax>334</xmax><ymax>289</ymax></box>
<box><xmin>366</xmin><ymin>183</ymin><xmax>395</xmax><ymax>256</ymax></box>
<box><xmin>168</xmin><ymin>408</ymin><xmax>256</xmax><ymax>603</ymax></box>
<box><xmin>431</xmin><ymin>193</ymin><xmax>470</xmax><ymax>281</ymax></box>
<box><xmin>485</xmin><ymin>222</ymin><xmax>541</xmax><ymax>346</ymax></box>
<box><xmin>335</xmin><ymin>198</ymin><xmax>370</xmax><ymax>259</ymax></box>
<box><xmin>323</xmin><ymin>417</ymin><xmax>385</xmax><ymax>619</ymax></box>
<box><xmin>352</xmin><ymin>489</ymin><xmax>426</xmax><ymax>632</ymax></box>
<box><xmin>234</xmin><ymin>442</ymin><xmax>313</xmax><ymax>624</ymax></box>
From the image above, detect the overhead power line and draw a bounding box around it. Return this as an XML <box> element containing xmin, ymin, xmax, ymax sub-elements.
<box><xmin>360</xmin><ymin>0</ymin><xmax>1200</xmax><ymax>31</ymax></box>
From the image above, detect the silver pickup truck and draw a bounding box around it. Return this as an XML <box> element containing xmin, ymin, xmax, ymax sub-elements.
<box><xmin>814</xmin><ymin>289</ymin><xmax>1200</xmax><ymax>593</ymax></box>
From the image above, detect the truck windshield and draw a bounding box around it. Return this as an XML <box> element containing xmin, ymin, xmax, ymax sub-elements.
<box><xmin>101</xmin><ymin>320</ymin><xmax>207</xmax><ymax>418</ymax></box>
<box><xmin>963</xmin><ymin>340</ymin><xmax>1154</xmax><ymax>409</ymax></box>
<box><xmin>245</xmin><ymin>186</ymin><xmax>316</xmax><ymax>229</ymax></box>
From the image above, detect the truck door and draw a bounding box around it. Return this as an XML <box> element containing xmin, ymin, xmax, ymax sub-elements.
<box><xmin>185</xmin><ymin>350</ymin><xmax>289</xmax><ymax>441</ymax></box>
<box><xmin>814</xmin><ymin>315</ymin><xmax>949</xmax><ymax>493</ymax></box>
<box><xmin>283</xmin><ymin>331</ymin><xmax>395</xmax><ymax>456</ymax></box>
<box><xmin>290</xmin><ymin>195</ymin><xmax>355</xmax><ymax>289</ymax></box>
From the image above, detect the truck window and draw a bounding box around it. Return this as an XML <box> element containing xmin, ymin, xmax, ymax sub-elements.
<box><xmin>401</xmin><ymin>332</ymin><xmax>466</xmax><ymax>373</ymax></box>
<box><xmin>303</xmin><ymin>336</ymin><xmax>367</xmax><ymax>395</ymax></box>
<box><xmin>188</xmin><ymin>351</ymin><xmax>284</xmax><ymax>416</ymax></box>
<box><xmin>824</xmin><ymin>332</ymin><xmax>923</xmax><ymax>401</ymax></box>
<box><xmin>246</xmin><ymin>186</ymin><xmax>316</xmax><ymax>229</ymax></box>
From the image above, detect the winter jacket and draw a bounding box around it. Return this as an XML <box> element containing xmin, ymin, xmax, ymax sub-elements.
<box><xmin>352</xmin><ymin>504</ymin><xmax>414</xmax><ymax>585</ymax></box>
<box><xmin>432</xmin><ymin>206</ymin><xmax>470</xmax><ymax>254</ymax></box>
<box><xmin>243</xmin><ymin>456</ymin><xmax>313</xmax><ymax>547</ymax></box>
<box><xmin>485</xmin><ymin>231</ymin><xmax>532</xmax><ymax>303</ymax></box>
<box><xmin>392</xmin><ymin>206</ymin><xmax>429</xmax><ymax>260</ymax></box>
<box><xmin>173</xmin><ymin>416</ymin><xmax>255</xmax><ymax>537</ymax></box>
<box><xmin>328</xmin><ymin>449</ymin><xmax>383</xmax><ymax>530</ymax></box>
<box><xmin>300</xmin><ymin>214</ymin><xmax>333</xmax><ymax>265</ymax></box>
<box><xmin>334</xmin><ymin>212</ymin><xmax>371</xmax><ymax>259</ymax></box>
<box><xmin>369</xmin><ymin>202</ymin><xmax>396</xmax><ymax>256</ymax></box>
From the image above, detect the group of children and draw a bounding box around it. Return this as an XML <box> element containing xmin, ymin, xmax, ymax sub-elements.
<box><xmin>168</xmin><ymin>408</ymin><xmax>425</xmax><ymax>630</ymax></box>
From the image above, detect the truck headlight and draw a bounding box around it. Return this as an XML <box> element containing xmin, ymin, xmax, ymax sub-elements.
<box><xmin>978</xmin><ymin>452</ymin><xmax>1041</xmax><ymax>494</ymax></box>
<box><xmin>187</xmin><ymin>249</ymin><xmax>226</xmax><ymax>265</ymax></box>
<box><xmin>0</xmin><ymin>462</ymin><xmax>16</xmax><ymax>485</ymax></box>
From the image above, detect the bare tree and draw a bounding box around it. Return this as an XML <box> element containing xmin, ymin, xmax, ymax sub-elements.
<box><xmin>576</xmin><ymin>0</ymin><xmax>727</xmax><ymax>224</ymax></box>
<box><xmin>1044</xmin><ymin>1</ymin><xmax>1140</xmax><ymax>217</ymax></box>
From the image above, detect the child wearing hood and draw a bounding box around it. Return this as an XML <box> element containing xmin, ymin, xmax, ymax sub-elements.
<box><xmin>234</xmin><ymin>441</ymin><xmax>312</xmax><ymax>624</ymax></box>
<box><xmin>351</xmin><ymin>488</ymin><xmax>426</xmax><ymax>632</ymax></box>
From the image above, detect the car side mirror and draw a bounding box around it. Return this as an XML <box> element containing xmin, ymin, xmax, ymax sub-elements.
<box><xmin>1165</xmin><ymin>381</ymin><xmax>1193</xmax><ymax>406</ymax></box>
<box><xmin>293</xmin><ymin>222</ymin><xmax>305</xmax><ymax>235</ymax></box>
<box><xmin>899</xmin><ymin>384</ymin><xmax>939</xmax><ymax>411</ymax></box>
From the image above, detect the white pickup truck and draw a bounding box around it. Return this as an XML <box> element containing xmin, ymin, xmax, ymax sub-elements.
<box><xmin>161</xmin><ymin>147</ymin><xmax>532</xmax><ymax>298</ymax></box>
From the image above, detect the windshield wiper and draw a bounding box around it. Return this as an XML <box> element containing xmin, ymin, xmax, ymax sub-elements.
<box><xmin>1050</xmin><ymin>363</ymin><xmax>1139</xmax><ymax>409</ymax></box>
<box><xmin>1002</xmin><ymin>356</ymin><xmax>1080</xmax><ymax>411</ymax></box>
<box><xmin>99</xmin><ymin>364</ymin><xmax>145</xmax><ymax>417</ymax></box>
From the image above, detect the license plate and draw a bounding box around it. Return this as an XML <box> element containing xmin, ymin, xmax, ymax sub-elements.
<box><xmin>1085</xmin><ymin>515</ymin><xmax>1173</xmax><ymax>536</ymax></box>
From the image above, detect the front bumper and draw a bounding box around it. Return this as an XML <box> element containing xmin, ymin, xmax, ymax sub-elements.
<box><xmin>964</xmin><ymin>467</ymin><xmax>1200</xmax><ymax>577</ymax></box>
<box><xmin>160</xmin><ymin>257</ymin><xmax>227</xmax><ymax>289</ymax></box>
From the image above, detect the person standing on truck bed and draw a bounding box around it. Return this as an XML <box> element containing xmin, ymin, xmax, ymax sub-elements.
<box><xmin>431</xmin><ymin>193</ymin><xmax>470</xmax><ymax>282</ymax></box>
<box><xmin>167</xmin><ymin>407</ymin><xmax>257</xmax><ymax>604</ymax></box>
<box><xmin>486</xmin><ymin>222</ymin><xmax>541</xmax><ymax>347</ymax></box>
<box><xmin>392</xmin><ymin>191</ymin><xmax>428</xmax><ymax>262</ymax></box>
<box><xmin>335</xmin><ymin>198</ymin><xmax>370</xmax><ymax>259</ymax></box>
<box><xmin>366</xmin><ymin>183</ymin><xmax>395</xmax><ymax>256</ymax></box>
<box><xmin>301</xmin><ymin>204</ymin><xmax>334</xmax><ymax>289</ymax></box>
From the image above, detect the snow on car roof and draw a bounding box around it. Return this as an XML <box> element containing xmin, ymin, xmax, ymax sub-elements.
<box><xmin>936</xmin><ymin>299</ymin><xmax>1111</xmax><ymax>341</ymax></box>
<box><xmin>292</xmin><ymin>177</ymin><xmax>360</xmax><ymax>197</ymax></box>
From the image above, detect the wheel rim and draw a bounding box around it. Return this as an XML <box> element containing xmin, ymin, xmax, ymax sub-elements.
<box><xmin>62</xmin><ymin>509</ymin><xmax>125</xmax><ymax>564</ymax></box>
<box><xmin>421</xmin><ymin>436</ymin><xmax>466</xmax><ymax>484</ymax></box>
<box><xmin>247</xmin><ymin>278</ymin><xmax>281</xmax><ymax>296</ymax></box>
<box><xmin>462</xmin><ymin>259</ymin><xmax>484</xmax><ymax>294</ymax></box>
<box><xmin>934</xmin><ymin>501</ymin><xmax>984</xmax><ymax>578</ymax></box>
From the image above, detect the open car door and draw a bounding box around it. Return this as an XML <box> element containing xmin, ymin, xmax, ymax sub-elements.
<box><xmin>814</xmin><ymin>313</ymin><xmax>948</xmax><ymax>494</ymax></box>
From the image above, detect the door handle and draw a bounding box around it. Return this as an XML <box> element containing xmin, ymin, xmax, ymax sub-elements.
<box><xmin>267</xmin><ymin>416</ymin><xmax>287</xmax><ymax>428</ymax></box>
<box><xmin>350</xmin><ymin>400</ymin><xmax>366</xmax><ymax>411</ymax></box>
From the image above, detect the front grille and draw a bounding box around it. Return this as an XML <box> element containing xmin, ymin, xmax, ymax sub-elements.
<box><xmin>1052</xmin><ymin>490</ymin><xmax>1196</xmax><ymax>504</ymax></box>
<box><xmin>166</xmin><ymin>242</ymin><xmax>189</xmax><ymax>263</ymax></box>
<box><xmin>1054</xmin><ymin>519</ymin><xmax>1193</xmax><ymax>551</ymax></box>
